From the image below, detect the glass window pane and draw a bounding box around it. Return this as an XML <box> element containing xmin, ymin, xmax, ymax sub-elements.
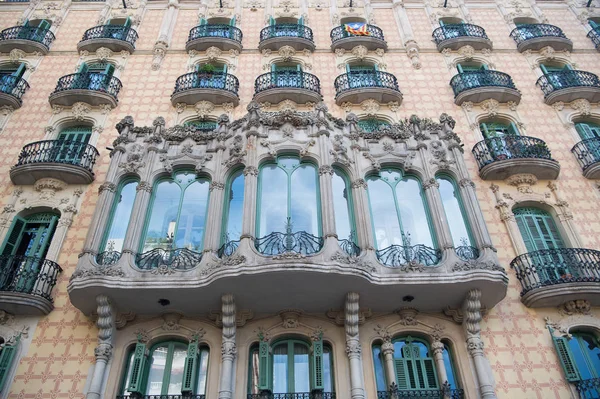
<box><xmin>332</xmin><ymin>171</ymin><xmax>352</xmax><ymax>241</ymax></box>
<box><xmin>294</xmin><ymin>343</ymin><xmax>310</xmax><ymax>393</ymax></box>
<box><xmin>323</xmin><ymin>347</ymin><xmax>334</xmax><ymax>393</ymax></box>
<box><xmin>121</xmin><ymin>350</ymin><xmax>135</xmax><ymax>394</ymax></box>
<box><xmin>372</xmin><ymin>346</ymin><xmax>386</xmax><ymax>391</ymax></box>
<box><xmin>273</xmin><ymin>343</ymin><xmax>289</xmax><ymax>393</ymax></box>
<box><xmin>143</xmin><ymin>181</ymin><xmax>182</xmax><ymax>253</ymax></box>
<box><xmin>396</xmin><ymin>179</ymin><xmax>434</xmax><ymax>247</ymax></box>
<box><xmin>570</xmin><ymin>336</ymin><xmax>594</xmax><ymax>380</ymax></box>
<box><xmin>175</xmin><ymin>181</ymin><xmax>209</xmax><ymax>251</ymax></box>
<box><xmin>249</xmin><ymin>347</ymin><xmax>260</xmax><ymax>394</ymax></box>
<box><xmin>225</xmin><ymin>172</ymin><xmax>245</xmax><ymax>242</ymax></box>
<box><xmin>438</xmin><ymin>178</ymin><xmax>471</xmax><ymax>247</ymax></box>
<box><xmin>290</xmin><ymin>165</ymin><xmax>319</xmax><ymax>235</ymax></box>
<box><xmin>442</xmin><ymin>345</ymin><xmax>458</xmax><ymax>389</ymax></box>
<box><xmin>368</xmin><ymin>178</ymin><xmax>401</xmax><ymax>249</ymax></box>
<box><xmin>167</xmin><ymin>345</ymin><xmax>188</xmax><ymax>394</ymax></box>
<box><xmin>146</xmin><ymin>345</ymin><xmax>169</xmax><ymax>395</ymax></box>
<box><xmin>259</xmin><ymin>165</ymin><xmax>289</xmax><ymax>236</ymax></box>
<box><xmin>104</xmin><ymin>181</ymin><xmax>138</xmax><ymax>253</ymax></box>
<box><xmin>197</xmin><ymin>348</ymin><xmax>209</xmax><ymax>394</ymax></box>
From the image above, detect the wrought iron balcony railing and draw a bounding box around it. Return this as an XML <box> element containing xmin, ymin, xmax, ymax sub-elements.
<box><xmin>52</xmin><ymin>72</ymin><xmax>122</xmax><ymax>100</ymax></box>
<box><xmin>173</xmin><ymin>72</ymin><xmax>239</xmax><ymax>96</ymax></box>
<box><xmin>218</xmin><ymin>239</ymin><xmax>240</xmax><ymax>258</ymax></box>
<box><xmin>80</xmin><ymin>25</ymin><xmax>138</xmax><ymax>47</ymax></box>
<box><xmin>536</xmin><ymin>70</ymin><xmax>600</xmax><ymax>97</ymax></box>
<box><xmin>0</xmin><ymin>26</ymin><xmax>55</xmax><ymax>48</ymax></box>
<box><xmin>376</xmin><ymin>244</ymin><xmax>441</xmax><ymax>268</ymax></box>
<box><xmin>254</xmin><ymin>71</ymin><xmax>321</xmax><ymax>95</ymax></box>
<box><xmin>511</xmin><ymin>248</ymin><xmax>600</xmax><ymax>296</ymax></box>
<box><xmin>260</xmin><ymin>24</ymin><xmax>314</xmax><ymax>42</ymax></box>
<box><xmin>338</xmin><ymin>237</ymin><xmax>360</xmax><ymax>257</ymax></box>
<box><xmin>96</xmin><ymin>251</ymin><xmax>121</xmax><ymax>266</ymax></box>
<box><xmin>472</xmin><ymin>136</ymin><xmax>553</xmax><ymax>170</ymax></box>
<box><xmin>0</xmin><ymin>255</ymin><xmax>62</xmax><ymax>302</ymax></box>
<box><xmin>247</xmin><ymin>393</ymin><xmax>336</xmax><ymax>399</ymax></box>
<box><xmin>572</xmin><ymin>138</ymin><xmax>600</xmax><ymax>172</ymax></box>
<box><xmin>509</xmin><ymin>24</ymin><xmax>567</xmax><ymax>45</ymax></box>
<box><xmin>432</xmin><ymin>23</ymin><xmax>488</xmax><ymax>44</ymax></box>
<box><xmin>117</xmin><ymin>396</ymin><xmax>206</xmax><ymax>399</ymax></box>
<box><xmin>136</xmin><ymin>248</ymin><xmax>203</xmax><ymax>271</ymax></box>
<box><xmin>330</xmin><ymin>24</ymin><xmax>385</xmax><ymax>43</ymax></box>
<box><xmin>15</xmin><ymin>139</ymin><xmax>99</xmax><ymax>172</ymax></box>
<box><xmin>376</xmin><ymin>390</ymin><xmax>464</xmax><ymax>399</ymax></box>
<box><xmin>0</xmin><ymin>0</ymin><xmax>29</xmax><ymax>2</ymax></box>
<box><xmin>334</xmin><ymin>71</ymin><xmax>400</xmax><ymax>97</ymax></box>
<box><xmin>456</xmin><ymin>245</ymin><xmax>480</xmax><ymax>261</ymax></box>
<box><xmin>0</xmin><ymin>74</ymin><xmax>29</xmax><ymax>102</ymax></box>
<box><xmin>450</xmin><ymin>70</ymin><xmax>517</xmax><ymax>97</ymax></box>
<box><xmin>188</xmin><ymin>24</ymin><xmax>243</xmax><ymax>43</ymax></box>
<box><xmin>255</xmin><ymin>231</ymin><xmax>324</xmax><ymax>256</ymax></box>
<box><xmin>588</xmin><ymin>26</ymin><xmax>600</xmax><ymax>49</ymax></box>
<box><xmin>576</xmin><ymin>378</ymin><xmax>600</xmax><ymax>399</ymax></box>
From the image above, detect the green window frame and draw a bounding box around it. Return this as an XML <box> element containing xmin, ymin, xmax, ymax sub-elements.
<box><xmin>549</xmin><ymin>326</ymin><xmax>600</xmax><ymax>391</ymax></box>
<box><xmin>575</xmin><ymin>122</ymin><xmax>600</xmax><ymax>140</ymax></box>
<box><xmin>332</xmin><ymin>167</ymin><xmax>356</xmax><ymax>244</ymax></box>
<box><xmin>0</xmin><ymin>212</ymin><xmax>59</xmax><ymax>259</ymax></box>
<box><xmin>513</xmin><ymin>207</ymin><xmax>565</xmax><ymax>253</ymax></box>
<box><xmin>393</xmin><ymin>337</ymin><xmax>439</xmax><ymax>392</ymax></box>
<box><xmin>99</xmin><ymin>179</ymin><xmax>139</xmax><ymax>254</ymax></box>
<box><xmin>441</xmin><ymin>341</ymin><xmax>460</xmax><ymax>389</ymax></box>
<box><xmin>55</xmin><ymin>125</ymin><xmax>92</xmax><ymax>163</ymax></box>
<box><xmin>479</xmin><ymin>121</ymin><xmax>519</xmax><ymax>139</ymax></box>
<box><xmin>456</xmin><ymin>63</ymin><xmax>488</xmax><ymax>73</ymax></box>
<box><xmin>0</xmin><ymin>336</ymin><xmax>19</xmax><ymax>392</ymax></box>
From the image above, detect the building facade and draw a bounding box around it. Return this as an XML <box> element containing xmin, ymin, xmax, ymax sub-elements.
<box><xmin>0</xmin><ymin>0</ymin><xmax>598</xmax><ymax>397</ymax></box>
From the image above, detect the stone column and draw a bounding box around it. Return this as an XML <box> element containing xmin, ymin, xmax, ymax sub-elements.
<box><xmin>345</xmin><ymin>292</ymin><xmax>365</xmax><ymax>399</ymax></box>
<box><xmin>204</xmin><ymin>182</ymin><xmax>226</xmax><ymax>253</ymax></box>
<box><xmin>463</xmin><ymin>289</ymin><xmax>496</xmax><ymax>399</ymax></box>
<box><xmin>86</xmin><ymin>295</ymin><xmax>115</xmax><ymax>399</ymax></box>
<box><xmin>431</xmin><ymin>339</ymin><xmax>449</xmax><ymax>389</ymax></box>
<box><xmin>241</xmin><ymin>164</ymin><xmax>258</xmax><ymax>243</ymax></box>
<box><xmin>350</xmin><ymin>179</ymin><xmax>375</xmax><ymax>253</ymax></box>
<box><xmin>422</xmin><ymin>180</ymin><xmax>455</xmax><ymax>255</ymax></box>
<box><xmin>152</xmin><ymin>0</ymin><xmax>179</xmax><ymax>70</ymax></box>
<box><xmin>319</xmin><ymin>164</ymin><xmax>337</xmax><ymax>245</ymax></box>
<box><xmin>381</xmin><ymin>338</ymin><xmax>396</xmax><ymax>389</ymax></box>
<box><xmin>218</xmin><ymin>294</ymin><xmax>237</xmax><ymax>399</ymax></box>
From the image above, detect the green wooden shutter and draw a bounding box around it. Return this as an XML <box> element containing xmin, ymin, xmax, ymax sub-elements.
<box><xmin>422</xmin><ymin>358</ymin><xmax>438</xmax><ymax>389</ymax></box>
<box><xmin>1</xmin><ymin>216</ymin><xmax>26</xmax><ymax>256</ymax></box>
<box><xmin>199</xmin><ymin>17</ymin><xmax>207</xmax><ymax>25</ymax></box>
<box><xmin>515</xmin><ymin>214</ymin><xmax>536</xmax><ymax>253</ymax></box>
<box><xmin>12</xmin><ymin>63</ymin><xmax>25</xmax><ymax>79</ymax></box>
<box><xmin>576</xmin><ymin>123</ymin><xmax>600</xmax><ymax>140</ymax></box>
<box><xmin>456</xmin><ymin>64</ymin><xmax>464</xmax><ymax>74</ymax></box>
<box><xmin>258</xmin><ymin>340</ymin><xmax>270</xmax><ymax>390</ymax></box>
<box><xmin>0</xmin><ymin>340</ymin><xmax>18</xmax><ymax>391</ymax></box>
<box><xmin>38</xmin><ymin>20</ymin><xmax>50</xmax><ymax>30</ymax></box>
<box><xmin>269</xmin><ymin>16</ymin><xmax>275</xmax><ymax>26</ymax></box>
<box><xmin>124</xmin><ymin>17</ymin><xmax>131</xmax><ymax>28</ymax></box>
<box><xmin>509</xmin><ymin>122</ymin><xmax>520</xmax><ymax>136</ymax></box>
<box><xmin>439</xmin><ymin>20</ymin><xmax>445</xmax><ymax>26</ymax></box>
<box><xmin>127</xmin><ymin>342</ymin><xmax>148</xmax><ymax>394</ymax></box>
<box><xmin>590</xmin><ymin>20</ymin><xmax>599</xmax><ymax>29</ymax></box>
<box><xmin>311</xmin><ymin>338</ymin><xmax>324</xmax><ymax>390</ymax></box>
<box><xmin>514</xmin><ymin>208</ymin><xmax>565</xmax><ymax>251</ymax></box>
<box><xmin>480</xmin><ymin>64</ymin><xmax>489</xmax><ymax>70</ymax></box>
<box><xmin>104</xmin><ymin>63</ymin><xmax>115</xmax><ymax>77</ymax></box>
<box><xmin>230</xmin><ymin>15</ymin><xmax>236</xmax><ymax>26</ymax></box>
<box><xmin>394</xmin><ymin>359</ymin><xmax>409</xmax><ymax>389</ymax></box>
<box><xmin>549</xmin><ymin>328</ymin><xmax>580</xmax><ymax>382</ymax></box>
<box><xmin>181</xmin><ymin>341</ymin><xmax>199</xmax><ymax>394</ymax></box>
<box><xmin>78</xmin><ymin>63</ymin><xmax>89</xmax><ymax>74</ymax></box>
<box><xmin>298</xmin><ymin>16</ymin><xmax>304</xmax><ymax>26</ymax></box>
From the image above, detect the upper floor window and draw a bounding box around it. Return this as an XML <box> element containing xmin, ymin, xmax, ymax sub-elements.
<box><xmin>480</xmin><ymin>121</ymin><xmax>519</xmax><ymax>139</ymax></box>
<box><xmin>357</xmin><ymin>117</ymin><xmax>390</xmax><ymax>133</ymax></box>
<box><xmin>55</xmin><ymin>125</ymin><xmax>93</xmax><ymax>163</ymax></box>
<box><xmin>575</xmin><ymin>121</ymin><xmax>600</xmax><ymax>140</ymax></box>
<box><xmin>456</xmin><ymin>62</ymin><xmax>487</xmax><ymax>74</ymax></box>
<box><xmin>514</xmin><ymin>207</ymin><xmax>565</xmax><ymax>253</ymax></box>
<box><xmin>77</xmin><ymin>62</ymin><xmax>116</xmax><ymax>91</ymax></box>
<box><xmin>332</xmin><ymin>168</ymin><xmax>355</xmax><ymax>243</ymax></box>
<box><xmin>589</xmin><ymin>18</ymin><xmax>600</xmax><ymax>30</ymax></box>
<box><xmin>0</xmin><ymin>336</ymin><xmax>18</xmax><ymax>392</ymax></box>
<box><xmin>540</xmin><ymin>62</ymin><xmax>573</xmax><ymax>88</ymax></box>
<box><xmin>0</xmin><ymin>62</ymin><xmax>26</xmax><ymax>94</ymax></box>
<box><xmin>1</xmin><ymin>212</ymin><xmax>59</xmax><ymax>259</ymax></box>
<box><xmin>141</xmin><ymin>171</ymin><xmax>210</xmax><ymax>254</ymax></box>
<box><xmin>100</xmin><ymin>179</ymin><xmax>138</xmax><ymax>255</ymax></box>
<box><xmin>551</xmin><ymin>328</ymin><xmax>600</xmax><ymax>395</ymax></box>
<box><xmin>393</xmin><ymin>337</ymin><xmax>439</xmax><ymax>391</ymax></box>
<box><xmin>437</xmin><ymin>176</ymin><xmax>474</xmax><ymax>252</ymax></box>
<box><xmin>221</xmin><ymin>169</ymin><xmax>244</xmax><ymax>250</ymax></box>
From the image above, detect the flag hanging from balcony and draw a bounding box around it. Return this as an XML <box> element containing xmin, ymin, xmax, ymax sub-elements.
<box><xmin>344</xmin><ymin>23</ymin><xmax>370</xmax><ymax>36</ymax></box>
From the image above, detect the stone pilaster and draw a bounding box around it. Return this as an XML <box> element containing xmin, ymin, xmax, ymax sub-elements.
<box><xmin>86</xmin><ymin>295</ymin><xmax>115</xmax><ymax>399</ymax></box>
<box><xmin>381</xmin><ymin>338</ymin><xmax>396</xmax><ymax>389</ymax></box>
<box><xmin>431</xmin><ymin>339</ymin><xmax>449</xmax><ymax>389</ymax></box>
<box><xmin>345</xmin><ymin>292</ymin><xmax>365</xmax><ymax>399</ymax></box>
<box><xmin>218</xmin><ymin>294</ymin><xmax>237</xmax><ymax>399</ymax></box>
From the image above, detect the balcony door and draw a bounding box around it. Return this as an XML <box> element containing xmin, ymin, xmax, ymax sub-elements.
<box><xmin>195</xmin><ymin>63</ymin><xmax>227</xmax><ymax>89</ymax></box>
<box><xmin>0</xmin><ymin>63</ymin><xmax>25</xmax><ymax>95</ymax></box>
<box><xmin>104</xmin><ymin>17</ymin><xmax>131</xmax><ymax>40</ymax></box>
<box><xmin>439</xmin><ymin>19</ymin><xmax>465</xmax><ymax>39</ymax></box>
<box><xmin>76</xmin><ymin>62</ymin><xmax>114</xmax><ymax>91</ymax></box>
<box><xmin>271</xmin><ymin>64</ymin><xmax>302</xmax><ymax>88</ymax></box>
<box><xmin>576</xmin><ymin>122</ymin><xmax>600</xmax><ymax>161</ymax></box>
<box><xmin>19</xmin><ymin>19</ymin><xmax>51</xmax><ymax>42</ymax></box>
<box><xmin>540</xmin><ymin>64</ymin><xmax>573</xmax><ymax>89</ymax></box>
<box><xmin>480</xmin><ymin>121</ymin><xmax>519</xmax><ymax>160</ymax></box>
<box><xmin>347</xmin><ymin>64</ymin><xmax>378</xmax><ymax>88</ymax></box>
<box><xmin>56</xmin><ymin>126</ymin><xmax>92</xmax><ymax>164</ymax></box>
<box><xmin>457</xmin><ymin>63</ymin><xmax>487</xmax><ymax>89</ymax></box>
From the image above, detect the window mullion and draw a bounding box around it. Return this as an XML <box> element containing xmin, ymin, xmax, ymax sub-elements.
<box><xmin>162</xmin><ymin>343</ymin><xmax>176</xmax><ymax>395</ymax></box>
<box><xmin>390</xmin><ymin>181</ymin><xmax>406</xmax><ymax>239</ymax></box>
<box><xmin>286</xmin><ymin>167</ymin><xmax>292</xmax><ymax>227</ymax></box>
<box><xmin>173</xmin><ymin>182</ymin><xmax>185</xmax><ymax>248</ymax></box>
<box><xmin>288</xmin><ymin>341</ymin><xmax>294</xmax><ymax>393</ymax></box>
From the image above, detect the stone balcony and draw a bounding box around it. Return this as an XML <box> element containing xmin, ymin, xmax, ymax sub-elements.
<box><xmin>259</xmin><ymin>24</ymin><xmax>315</xmax><ymax>52</ymax></box>
<box><xmin>0</xmin><ymin>75</ymin><xmax>29</xmax><ymax>109</ymax></box>
<box><xmin>509</xmin><ymin>24</ymin><xmax>573</xmax><ymax>52</ymax></box>
<box><xmin>536</xmin><ymin>70</ymin><xmax>600</xmax><ymax>105</ymax></box>
<box><xmin>512</xmin><ymin>248</ymin><xmax>600</xmax><ymax>307</ymax></box>
<box><xmin>77</xmin><ymin>25</ymin><xmax>138</xmax><ymax>53</ymax></box>
<box><xmin>472</xmin><ymin>136</ymin><xmax>560</xmax><ymax>180</ymax></box>
<box><xmin>171</xmin><ymin>72</ymin><xmax>240</xmax><ymax>106</ymax></box>
<box><xmin>330</xmin><ymin>24</ymin><xmax>387</xmax><ymax>52</ymax></box>
<box><xmin>571</xmin><ymin>138</ymin><xmax>600</xmax><ymax>179</ymax></box>
<box><xmin>334</xmin><ymin>71</ymin><xmax>402</xmax><ymax>105</ymax></box>
<box><xmin>49</xmin><ymin>72</ymin><xmax>122</xmax><ymax>107</ymax></box>
<box><xmin>0</xmin><ymin>25</ymin><xmax>55</xmax><ymax>54</ymax></box>
<box><xmin>185</xmin><ymin>25</ymin><xmax>243</xmax><ymax>53</ymax></box>
<box><xmin>450</xmin><ymin>70</ymin><xmax>521</xmax><ymax>105</ymax></box>
<box><xmin>432</xmin><ymin>23</ymin><xmax>492</xmax><ymax>52</ymax></box>
<box><xmin>10</xmin><ymin>139</ymin><xmax>99</xmax><ymax>185</ymax></box>
<box><xmin>253</xmin><ymin>71</ymin><xmax>321</xmax><ymax>105</ymax></box>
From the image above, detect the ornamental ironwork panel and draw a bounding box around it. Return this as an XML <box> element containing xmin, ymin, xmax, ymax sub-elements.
<box><xmin>0</xmin><ymin>26</ymin><xmax>55</xmax><ymax>48</ymax></box>
<box><xmin>376</xmin><ymin>244</ymin><xmax>441</xmax><ymax>267</ymax></box>
<box><xmin>247</xmin><ymin>393</ymin><xmax>336</xmax><ymax>399</ymax></box>
<box><xmin>471</xmin><ymin>136</ymin><xmax>553</xmax><ymax>170</ymax></box>
<box><xmin>255</xmin><ymin>231</ymin><xmax>324</xmax><ymax>256</ymax></box>
<box><xmin>588</xmin><ymin>27</ymin><xmax>600</xmax><ymax>50</ymax></box>
<box><xmin>510</xmin><ymin>248</ymin><xmax>600</xmax><ymax>296</ymax></box>
<box><xmin>450</xmin><ymin>70</ymin><xmax>517</xmax><ymax>97</ymax></box>
<box><xmin>509</xmin><ymin>24</ymin><xmax>567</xmax><ymax>45</ymax></box>
<box><xmin>52</xmin><ymin>72</ymin><xmax>122</xmax><ymax>100</ymax></box>
<box><xmin>571</xmin><ymin>138</ymin><xmax>600</xmax><ymax>172</ymax></box>
<box><xmin>330</xmin><ymin>24</ymin><xmax>385</xmax><ymax>43</ymax></box>
<box><xmin>260</xmin><ymin>24</ymin><xmax>314</xmax><ymax>42</ymax></box>
<box><xmin>218</xmin><ymin>239</ymin><xmax>240</xmax><ymax>258</ymax></box>
<box><xmin>334</xmin><ymin>71</ymin><xmax>400</xmax><ymax>96</ymax></box>
<box><xmin>173</xmin><ymin>72</ymin><xmax>239</xmax><ymax>96</ymax></box>
<box><xmin>96</xmin><ymin>251</ymin><xmax>121</xmax><ymax>266</ymax></box>
<box><xmin>0</xmin><ymin>255</ymin><xmax>62</xmax><ymax>302</ymax></box>
<box><xmin>15</xmin><ymin>140</ymin><xmax>99</xmax><ymax>172</ymax></box>
<box><xmin>376</xmin><ymin>390</ymin><xmax>464</xmax><ymax>399</ymax></box>
<box><xmin>536</xmin><ymin>70</ymin><xmax>600</xmax><ymax>97</ymax></box>
<box><xmin>80</xmin><ymin>25</ymin><xmax>138</xmax><ymax>47</ymax></box>
<box><xmin>188</xmin><ymin>24</ymin><xmax>243</xmax><ymax>43</ymax></box>
<box><xmin>338</xmin><ymin>238</ymin><xmax>361</xmax><ymax>257</ymax></box>
<box><xmin>432</xmin><ymin>23</ymin><xmax>488</xmax><ymax>44</ymax></box>
<box><xmin>575</xmin><ymin>378</ymin><xmax>600</xmax><ymax>399</ymax></box>
<box><xmin>455</xmin><ymin>245</ymin><xmax>480</xmax><ymax>261</ymax></box>
<box><xmin>135</xmin><ymin>248</ymin><xmax>204</xmax><ymax>271</ymax></box>
<box><xmin>254</xmin><ymin>71</ymin><xmax>321</xmax><ymax>95</ymax></box>
<box><xmin>0</xmin><ymin>75</ymin><xmax>29</xmax><ymax>102</ymax></box>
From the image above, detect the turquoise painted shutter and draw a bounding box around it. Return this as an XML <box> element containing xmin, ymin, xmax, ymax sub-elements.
<box><xmin>590</xmin><ymin>20</ymin><xmax>599</xmax><ymax>29</ymax></box>
<box><xmin>269</xmin><ymin>16</ymin><xmax>275</xmax><ymax>26</ymax></box>
<box><xmin>38</xmin><ymin>20</ymin><xmax>50</xmax><ymax>30</ymax></box>
<box><xmin>549</xmin><ymin>328</ymin><xmax>580</xmax><ymax>382</ymax></box>
<box><xmin>394</xmin><ymin>359</ymin><xmax>409</xmax><ymax>389</ymax></box>
<box><xmin>509</xmin><ymin>122</ymin><xmax>520</xmax><ymax>136</ymax></box>
<box><xmin>1</xmin><ymin>216</ymin><xmax>26</xmax><ymax>256</ymax></box>
<box><xmin>22</xmin><ymin>19</ymin><xmax>29</xmax><ymax>27</ymax></box>
<box><xmin>258</xmin><ymin>340</ymin><xmax>270</xmax><ymax>391</ymax></box>
<box><xmin>514</xmin><ymin>208</ymin><xmax>565</xmax><ymax>252</ymax></box>
<box><xmin>181</xmin><ymin>341</ymin><xmax>199</xmax><ymax>394</ymax></box>
<box><xmin>78</xmin><ymin>63</ymin><xmax>89</xmax><ymax>74</ymax></box>
<box><xmin>311</xmin><ymin>338</ymin><xmax>324</xmax><ymax>391</ymax></box>
<box><xmin>12</xmin><ymin>63</ymin><xmax>25</xmax><ymax>79</ymax></box>
<box><xmin>480</xmin><ymin>64</ymin><xmax>489</xmax><ymax>71</ymax></box>
<box><xmin>298</xmin><ymin>16</ymin><xmax>304</xmax><ymax>26</ymax></box>
<box><xmin>104</xmin><ymin>63</ymin><xmax>115</xmax><ymax>77</ymax></box>
<box><xmin>422</xmin><ymin>358</ymin><xmax>439</xmax><ymax>389</ymax></box>
<box><xmin>124</xmin><ymin>17</ymin><xmax>131</xmax><ymax>28</ymax></box>
<box><xmin>456</xmin><ymin>64</ymin><xmax>464</xmax><ymax>74</ymax></box>
<box><xmin>575</xmin><ymin>123</ymin><xmax>600</xmax><ymax>140</ymax></box>
<box><xmin>127</xmin><ymin>342</ymin><xmax>148</xmax><ymax>394</ymax></box>
<box><xmin>515</xmin><ymin>214</ymin><xmax>536</xmax><ymax>253</ymax></box>
<box><xmin>199</xmin><ymin>17</ymin><xmax>207</xmax><ymax>25</ymax></box>
<box><xmin>0</xmin><ymin>339</ymin><xmax>18</xmax><ymax>391</ymax></box>
<box><xmin>540</xmin><ymin>64</ymin><xmax>549</xmax><ymax>75</ymax></box>
<box><xmin>230</xmin><ymin>15</ymin><xmax>236</xmax><ymax>26</ymax></box>
<box><xmin>439</xmin><ymin>20</ymin><xmax>445</xmax><ymax>26</ymax></box>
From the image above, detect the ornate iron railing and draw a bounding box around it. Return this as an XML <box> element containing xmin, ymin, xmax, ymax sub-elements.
<box><xmin>456</xmin><ymin>245</ymin><xmax>480</xmax><ymax>261</ymax></box>
<box><xmin>188</xmin><ymin>24</ymin><xmax>243</xmax><ymax>43</ymax></box>
<box><xmin>117</xmin><ymin>396</ymin><xmax>206</xmax><ymax>399</ymax></box>
<box><xmin>576</xmin><ymin>378</ymin><xmax>600</xmax><ymax>399</ymax></box>
<box><xmin>218</xmin><ymin>239</ymin><xmax>240</xmax><ymax>258</ymax></box>
<box><xmin>173</xmin><ymin>72</ymin><xmax>239</xmax><ymax>97</ymax></box>
<box><xmin>15</xmin><ymin>139</ymin><xmax>99</xmax><ymax>172</ymax></box>
<box><xmin>376</xmin><ymin>390</ymin><xmax>464</xmax><ymax>399</ymax></box>
<box><xmin>0</xmin><ymin>0</ymin><xmax>29</xmax><ymax>2</ymax></box>
<box><xmin>450</xmin><ymin>70</ymin><xmax>517</xmax><ymax>97</ymax></box>
<box><xmin>52</xmin><ymin>72</ymin><xmax>122</xmax><ymax>100</ymax></box>
<box><xmin>260</xmin><ymin>24</ymin><xmax>314</xmax><ymax>42</ymax></box>
<box><xmin>255</xmin><ymin>71</ymin><xmax>321</xmax><ymax>95</ymax></box>
<box><xmin>95</xmin><ymin>251</ymin><xmax>121</xmax><ymax>266</ymax></box>
<box><xmin>511</xmin><ymin>248</ymin><xmax>600</xmax><ymax>296</ymax></box>
<box><xmin>509</xmin><ymin>24</ymin><xmax>568</xmax><ymax>45</ymax></box>
<box><xmin>588</xmin><ymin>26</ymin><xmax>600</xmax><ymax>49</ymax></box>
<box><xmin>0</xmin><ymin>255</ymin><xmax>62</xmax><ymax>302</ymax></box>
<box><xmin>81</xmin><ymin>25</ymin><xmax>138</xmax><ymax>47</ymax></box>
<box><xmin>472</xmin><ymin>136</ymin><xmax>553</xmax><ymax>170</ymax></box>
<box><xmin>536</xmin><ymin>70</ymin><xmax>600</xmax><ymax>97</ymax></box>
<box><xmin>334</xmin><ymin>71</ymin><xmax>400</xmax><ymax>97</ymax></box>
<box><xmin>0</xmin><ymin>74</ymin><xmax>29</xmax><ymax>102</ymax></box>
<box><xmin>338</xmin><ymin>238</ymin><xmax>360</xmax><ymax>257</ymax></box>
<box><xmin>376</xmin><ymin>244</ymin><xmax>441</xmax><ymax>267</ymax></box>
<box><xmin>135</xmin><ymin>248</ymin><xmax>203</xmax><ymax>271</ymax></box>
<box><xmin>330</xmin><ymin>24</ymin><xmax>385</xmax><ymax>43</ymax></box>
<box><xmin>572</xmin><ymin>138</ymin><xmax>600</xmax><ymax>172</ymax></box>
<box><xmin>255</xmin><ymin>231</ymin><xmax>324</xmax><ymax>256</ymax></box>
<box><xmin>247</xmin><ymin>393</ymin><xmax>336</xmax><ymax>399</ymax></box>
<box><xmin>0</xmin><ymin>26</ymin><xmax>55</xmax><ymax>48</ymax></box>
<box><xmin>432</xmin><ymin>23</ymin><xmax>488</xmax><ymax>44</ymax></box>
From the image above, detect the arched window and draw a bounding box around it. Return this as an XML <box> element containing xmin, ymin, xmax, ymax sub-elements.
<box><xmin>372</xmin><ymin>343</ymin><xmax>387</xmax><ymax>392</ymax></box>
<box><xmin>393</xmin><ymin>337</ymin><xmax>439</xmax><ymax>392</ymax></box>
<box><xmin>99</xmin><ymin>180</ymin><xmax>138</xmax><ymax>259</ymax></box>
<box><xmin>55</xmin><ymin>125</ymin><xmax>93</xmax><ymax>164</ymax></box>
<box><xmin>141</xmin><ymin>171</ymin><xmax>210</xmax><ymax>254</ymax></box>
<box><xmin>332</xmin><ymin>168</ymin><xmax>355</xmax><ymax>245</ymax></box>
<box><xmin>220</xmin><ymin>169</ymin><xmax>244</xmax><ymax>256</ymax></box>
<box><xmin>193</xmin><ymin>62</ymin><xmax>229</xmax><ymax>90</ymax></box>
<box><xmin>514</xmin><ymin>207</ymin><xmax>564</xmax><ymax>253</ymax></box>
<box><xmin>346</xmin><ymin>62</ymin><xmax>379</xmax><ymax>89</ymax></box>
<box><xmin>358</xmin><ymin>118</ymin><xmax>390</xmax><ymax>133</ymax></box>
<box><xmin>122</xmin><ymin>340</ymin><xmax>210</xmax><ymax>396</ymax></box>
<box><xmin>575</xmin><ymin>122</ymin><xmax>600</xmax><ymax>141</ymax></box>
<box><xmin>436</xmin><ymin>176</ymin><xmax>475</xmax><ymax>258</ymax></box>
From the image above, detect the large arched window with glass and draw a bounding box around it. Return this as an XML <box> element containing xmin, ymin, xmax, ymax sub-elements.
<box><xmin>436</xmin><ymin>176</ymin><xmax>476</xmax><ymax>260</ymax></box>
<box><xmin>220</xmin><ymin>169</ymin><xmax>244</xmax><ymax>257</ymax></box>
<box><xmin>256</xmin><ymin>156</ymin><xmax>322</xmax><ymax>255</ymax></box>
<box><xmin>98</xmin><ymin>179</ymin><xmax>138</xmax><ymax>265</ymax></box>
<box><xmin>247</xmin><ymin>337</ymin><xmax>334</xmax><ymax>396</ymax></box>
<box><xmin>122</xmin><ymin>339</ymin><xmax>210</xmax><ymax>397</ymax></box>
<box><xmin>138</xmin><ymin>171</ymin><xmax>209</xmax><ymax>269</ymax></box>
<box><xmin>366</xmin><ymin>169</ymin><xmax>438</xmax><ymax>267</ymax></box>
<box><xmin>332</xmin><ymin>168</ymin><xmax>358</xmax><ymax>256</ymax></box>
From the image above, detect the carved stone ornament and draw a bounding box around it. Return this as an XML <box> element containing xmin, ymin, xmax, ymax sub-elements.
<box><xmin>278</xmin><ymin>45</ymin><xmax>296</xmax><ymax>61</ymax></box>
<box><xmin>279</xmin><ymin>309</ymin><xmax>302</xmax><ymax>329</ymax></box>
<box><xmin>558</xmin><ymin>300</ymin><xmax>591</xmax><ymax>316</ymax></box>
<box><xmin>360</xmin><ymin>99</ymin><xmax>380</xmax><ymax>116</ymax></box>
<box><xmin>505</xmin><ymin>173</ymin><xmax>537</xmax><ymax>194</ymax></box>
<box><xmin>571</xmin><ymin>99</ymin><xmax>592</xmax><ymax>116</ymax></box>
<box><xmin>96</xmin><ymin>47</ymin><xmax>113</xmax><ymax>61</ymax></box>
<box><xmin>452</xmin><ymin>260</ymin><xmax>505</xmax><ymax>273</ymax></box>
<box><xmin>351</xmin><ymin>45</ymin><xmax>368</xmax><ymax>60</ymax></box>
<box><xmin>206</xmin><ymin>46</ymin><xmax>222</xmax><ymax>61</ymax></box>
<box><xmin>330</xmin><ymin>252</ymin><xmax>376</xmax><ymax>273</ymax></box>
<box><xmin>72</xmin><ymin>102</ymin><xmax>92</xmax><ymax>121</ymax></box>
<box><xmin>161</xmin><ymin>313</ymin><xmax>182</xmax><ymax>331</ymax></box>
<box><xmin>458</xmin><ymin>45</ymin><xmax>475</xmax><ymax>61</ymax></box>
<box><xmin>70</xmin><ymin>266</ymin><xmax>125</xmax><ymax>281</ymax></box>
<box><xmin>9</xmin><ymin>49</ymin><xmax>25</xmax><ymax>64</ymax></box>
<box><xmin>480</xmin><ymin>99</ymin><xmax>500</xmax><ymax>116</ymax></box>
